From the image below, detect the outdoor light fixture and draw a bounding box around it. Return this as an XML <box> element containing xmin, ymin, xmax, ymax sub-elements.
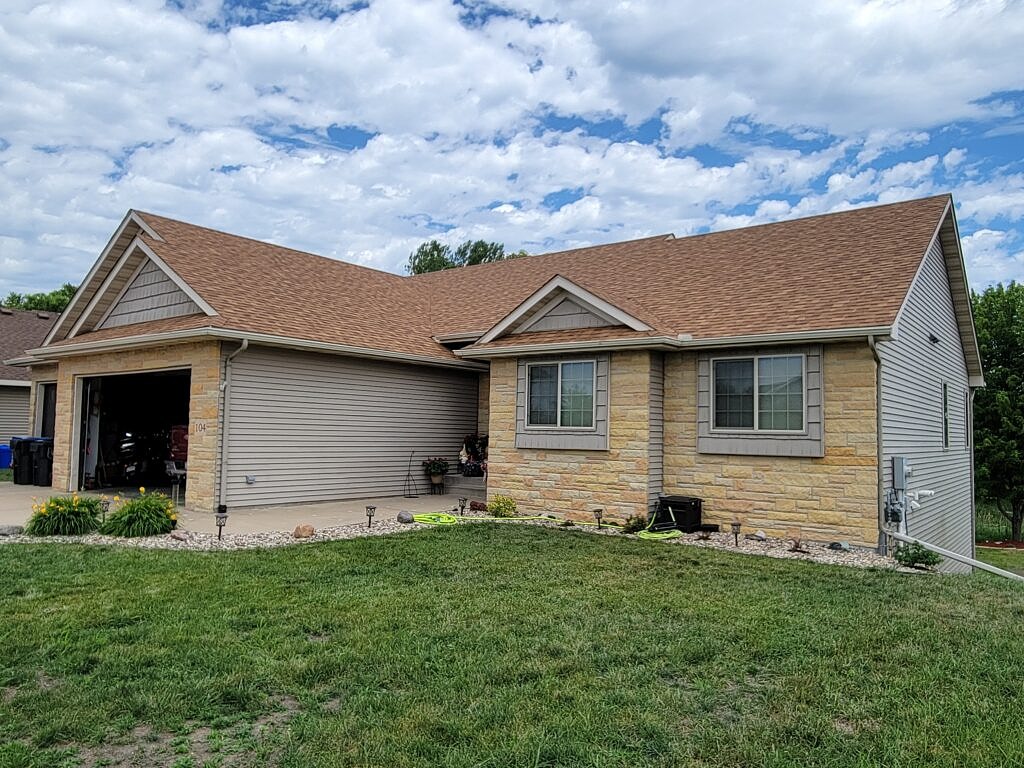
<box><xmin>215</xmin><ymin>504</ymin><xmax>228</xmax><ymax>540</ymax></box>
<box><xmin>593</xmin><ymin>508</ymin><xmax>604</xmax><ymax>529</ymax></box>
<box><xmin>100</xmin><ymin>499</ymin><xmax>110</xmax><ymax>523</ymax></box>
<box><xmin>458</xmin><ymin>497</ymin><xmax>468</xmax><ymax>516</ymax></box>
<box><xmin>366</xmin><ymin>505</ymin><xmax>376</xmax><ymax>528</ymax></box>
<box><xmin>730</xmin><ymin>519</ymin><xmax>742</xmax><ymax>547</ymax></box>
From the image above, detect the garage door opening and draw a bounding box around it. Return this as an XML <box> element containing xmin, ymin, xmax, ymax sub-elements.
<box><xmin>78</xmin><ymin>369</ymin><xmax>191</xmax><ymax>492</ymax></box>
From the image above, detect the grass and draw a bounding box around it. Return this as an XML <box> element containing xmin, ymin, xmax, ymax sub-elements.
<box><xmin>0</xmin><ymin>468</ymin><xmax>11</xmax><ymax>483</ymax></box>
<box><xmin>976</xmin><ymin>545</ymin><xmax>1024</xmax><ymax>576</ymax></box>
<box><xmin>975</xmin><ymin>500</ymin><xmax>1014</xmax><ymax>542</ymax></box>
<box><xmin>1</xmin><ymin>525</ymin><xmax>1023</xmax><ymax>768</ymax></box>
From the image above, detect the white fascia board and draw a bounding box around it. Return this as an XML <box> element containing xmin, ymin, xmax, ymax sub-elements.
<box><xmin>67</xmin><ymin>238</ymin><xmax>144</xmax><ymax>338</ymax></box>
<box><xmin>42</xmin><ymin>211</ymin><xmax>163</xmax><ymax>346</ymax></box>
<box><xmin>434</xmin><ymin>331</ymin><xmax>487</xmax><ymax>344</ymax></box>
<box><xmin>456</xmin><ymin>336</ymin><xmax>680</xmax><ymax>358</ymax></box>
<box><xmin>476</xmin><ymin>275</ymin><xmax>652</xmax><ymax>344</ymax></box>
<box><xmin>0</xmin><ymin>379</ymin><xmax>31</xmax><ymax>387</ymax></box>
<box><xmin>135</xmin><ymin>240</ymin><xmax>218</xmax><ymax>317</ymax></box>
<box><xmin>28</xmin><ymin>328</ymin><xmax>487</xmax><ymax>372</ymax></box>
<box><xmin>674</xmin><ymin>326</ymin><xmax>893</xmax><ymax>349</ymax></box>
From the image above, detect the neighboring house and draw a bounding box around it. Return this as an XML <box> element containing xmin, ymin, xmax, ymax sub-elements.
<box><xmin>0</xmin><ymin>307</ymin><xmax>57</xmax><ymax>447</ymax></box>
<box><xmin>7</xmin><ymin>194</ymin><xmax>982</xmax><ymax>570</ymax></box>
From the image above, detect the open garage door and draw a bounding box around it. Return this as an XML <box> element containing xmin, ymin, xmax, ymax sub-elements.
<box><xmin>77</xmin><ymin>369</ymin><xmax>191</xmax><ymax>491</ymax></box>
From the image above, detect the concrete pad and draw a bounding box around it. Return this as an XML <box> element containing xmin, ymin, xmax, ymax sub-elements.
<box><xmin>0</xmin><ymin>481</ymin><xmax>472</xmax><ymax>535</ymax></box>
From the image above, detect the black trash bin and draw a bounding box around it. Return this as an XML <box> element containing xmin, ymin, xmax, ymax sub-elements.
<box><xmin>10</xmin><ymin>437</ymin><xmax>35</xmax><ymax>485</ymax></box>
<box><xmin>30</xmin><ymin>438</ymin><xmax>54</xmax><ymax>487</ymax></box>
<box><xmin>654</xmin><ymin>495</ymin><xmax>705</xmax><ymax>533</ymax></box>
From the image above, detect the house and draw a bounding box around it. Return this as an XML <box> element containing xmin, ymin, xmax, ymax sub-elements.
<box><xmin>8</xmin><ymin>194</ymin><xmax>982</xmax><ymax>570</ymax></box>
<box><xmin>0</xmin><ymin>308</ymin><xmax>57</xmax><ymax>449</ymax></box>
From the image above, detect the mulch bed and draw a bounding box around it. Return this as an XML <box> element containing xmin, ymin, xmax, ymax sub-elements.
<box><xmin>977</xmin><ymin>540</ymin><xmax>1024</xmax><ymax>549</ymax></box>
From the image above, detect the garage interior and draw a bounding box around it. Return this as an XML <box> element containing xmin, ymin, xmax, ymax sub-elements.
<box><xmin>78</xmin><ymin>369</ymin><xmax>191</xmax><ymax>493</ymax></box>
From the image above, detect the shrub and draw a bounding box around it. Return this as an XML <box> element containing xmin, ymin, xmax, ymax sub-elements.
<box><xmin>487</xmin><ymin>495</ymin><xmax>517</xmax><ymax>518</ymax></box>
<box><xmin>621</xmin><ymin>514</ymin><xmax>649</xmax><ymax>534</ymax></box>
<box><xmin>25</xmin><ymin>495</ymin><xmax>101</xmax><ymax>536</ymax></box>
<box><xmin>894</xmin><ymin>542</ymin><xmax>943</xmax><ymax>570</ymax></box>
<box><xmin>100</xmin><ymin>489</ymin><xmax>177</xmax><ymax>538</ymax></box>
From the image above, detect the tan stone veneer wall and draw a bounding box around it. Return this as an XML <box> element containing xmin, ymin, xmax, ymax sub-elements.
<box><xmin>664</xmin><ymin>343</ymin><xmax>879</xmax><ymax>546</ymax></box>
<box><xmin>487</xmin><ymin>350</ymin><xmax>653</xmax><ymax>521</ymax></box>
<box><xmin>44</xmin><ymin>341</ymin><xmax>222</xmax><ymax>513</ymax></box>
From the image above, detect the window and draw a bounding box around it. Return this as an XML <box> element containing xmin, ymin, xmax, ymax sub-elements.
<box><xmin>942</xmin><ymin>382</ymin><xmax>950</xmax><ymax>449</ymax></box>
<box><xmin>527</xmin><ymin>361</ymin><xmax>595</xmax><ymax>428</ymax></box>
<box><xmin>713</xmin><ymin>355</ymin><xmax>804</xmax><ymax>432</ymax></box>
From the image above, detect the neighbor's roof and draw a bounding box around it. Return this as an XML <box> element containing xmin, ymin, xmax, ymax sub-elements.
<box><xmin>0</xmin><ymin>308</ymin><xmax>57</xmax><ymax>380</ymax></box>
<box><xmin>40</xmin><ymin>194</ymin><xmax>958</xmax><ymax>363</ymax></box>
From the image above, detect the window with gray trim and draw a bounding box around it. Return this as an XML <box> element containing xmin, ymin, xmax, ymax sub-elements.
<box><xmin>516</xmin><ymin>356</ymin><xmax>609</xmax><ymax>450</ymax></box>
<box><xmin>712</xmin><ymin>354</ymin><xmax>804</xmax><ymax>432</ymax></box>
<box><xmin>698</xmin><ymin>346</ymin><xmax>823</xmax><ymax>458</ymax></box>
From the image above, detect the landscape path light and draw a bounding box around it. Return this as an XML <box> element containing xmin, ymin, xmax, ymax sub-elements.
<box><xmin>215</xmin><ymin>505</ymin><xmax>229</xmax><ymax>540</ymax></box>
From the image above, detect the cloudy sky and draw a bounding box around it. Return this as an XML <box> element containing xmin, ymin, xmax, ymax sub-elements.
<box><xmin>1</xmin><ymin>0</ymin><xmax>1022</xmax><ymax>298</ymax></box>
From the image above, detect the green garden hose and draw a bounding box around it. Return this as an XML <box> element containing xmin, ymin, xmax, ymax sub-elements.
<box><xmin>411</xmin><ymin>509</ymin><xmax>678</xmax><ymax>541</ymax></box>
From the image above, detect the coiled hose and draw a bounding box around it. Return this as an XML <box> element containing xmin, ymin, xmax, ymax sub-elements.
<box><xmin>412</xmin><ymin>512</ymin><xmax>680</xmax><ymax>541</ymax></box>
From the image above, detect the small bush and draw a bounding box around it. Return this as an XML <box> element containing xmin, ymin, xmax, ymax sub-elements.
<box><xmin>894</xmin><ymin>542</ymin><xmax>943</xmax><ymax>570</ymax></box>
<box><xmin>100</xmin><ymin>489</ymin><xmax>177</xmax><ymax>538</ymax></box>
<box><xmin>621</xmin><ymin>514</ymin><xmax>649</xmax><ymax>534</ymax></box>
<box><xmin>487</xmin><ymin>495</ymin><xmax>517</xmax><ymax>518</ymax></box>
<box><xmin>25</xmin><ymin>495</ymin><xmax>101</xmax><ymax>536</ymax></box>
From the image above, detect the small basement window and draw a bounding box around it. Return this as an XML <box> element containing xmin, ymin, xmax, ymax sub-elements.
<box><xmin>712</xmin><ymin>354</ymin><xmax>805</xmax><ymax>432</ymax></box>
<box><xmin>527</xmin><ymin>360</ymin><xmax>595</xmax><ymax>429</ymax></box>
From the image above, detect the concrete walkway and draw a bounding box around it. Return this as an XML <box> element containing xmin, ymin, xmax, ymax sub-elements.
<box><xmin>0</xmin><ymin>481</ymin><xmax>473</xmax><ymax>535</ymax></box>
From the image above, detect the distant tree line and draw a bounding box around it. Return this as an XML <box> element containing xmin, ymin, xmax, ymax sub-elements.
<box><xmin>406</xmin><ymin>239</ymin><xmax>527</xmax><ymax>275</ymax></box>
<box><xmin>3</xmin><ymin>283</ymin><xmax>77</xmax><ymax>313</ymax></box>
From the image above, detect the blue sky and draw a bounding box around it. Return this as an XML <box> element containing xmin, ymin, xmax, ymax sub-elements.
<box><xmin>1</xmin><ymin>0</ymin><xmax>1022</xmax><ymax>297</ymax></box>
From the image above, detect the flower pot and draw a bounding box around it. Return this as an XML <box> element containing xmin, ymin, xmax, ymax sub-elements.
<box><xmin>430</xmin><ymin>473</ymin><xmax>443</xmax><ymax>484</ymax></box>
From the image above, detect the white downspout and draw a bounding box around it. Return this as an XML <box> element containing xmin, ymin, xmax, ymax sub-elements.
<box><xmin>868</xmin><ymin>335</ymin><xmax>887</xmax><ymax>555</ymax></box>
<box><xmin>218</xmin><ymin>339</ymin><xmax>249</xmax><ymax>510</ymax></box>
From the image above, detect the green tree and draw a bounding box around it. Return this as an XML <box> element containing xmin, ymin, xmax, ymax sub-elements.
<box><xmin>972</xmin><ymin>282</ymin><xmax>1024</xmax><ymax>540</ymax></box>
<box><xmin>406</xmin><ymin>239</ymin><xmax>526</xmax><ymax>274</ymax></box>
<box><xmin>2</xmin><ymin>283</ymin><xmax>77</xmax><ymax>312</ymax></box>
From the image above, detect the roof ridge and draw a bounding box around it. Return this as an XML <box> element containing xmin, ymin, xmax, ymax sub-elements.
<box><xmin>672</xmin><ymin>193</ymin><xmax>952</xmax><ymax>244</ymax></box>
<box><xmin>134</xmin><ymin>210</ymin><xmax>408</xmax><ymax>283</ymax></box>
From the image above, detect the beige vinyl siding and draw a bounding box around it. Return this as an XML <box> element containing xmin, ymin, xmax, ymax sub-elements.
<box><xmin>99</xmin><ymin>260</ymin><xmax>201</xmax><ymax>329</ymax></box>
<box><xmin>879</xmin><ymin>237</ymin><xmax>973</xmax><ymax>573</ymax></box>
<box><xmin>224</xmin><ymin>347</ymin><xmax>478</xmax><ymax>507</ymax></box>
<box><xmin>0</xmin><ymin>386</ymin><xmax>30</xmax><ymax>445</ymax></box>
<box><xmin>648</xmin><ymin>353</ymin><xmax>664</xmax><ymax>513</ymax></box>
<box><xmin>523</xmin><ymin>297</ymin><xmax>614</xmax><ymax>332</ymax></box>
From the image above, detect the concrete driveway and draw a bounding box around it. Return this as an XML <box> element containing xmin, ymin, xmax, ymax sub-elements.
<box><xmin>0</xmin><ymin>482</ymin><xmax>474</xmax><ymax>535</ymax></box>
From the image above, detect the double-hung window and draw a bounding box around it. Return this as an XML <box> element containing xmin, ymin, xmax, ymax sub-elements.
<box><xmin>527</xmin><ymin>360</ymin><xmax>595</xmax><ymax>428</ymax></box>
<box><xmin>712</xmin><ymin>354</ymin><xmax>805</xmax><ymax>432</ymax></box>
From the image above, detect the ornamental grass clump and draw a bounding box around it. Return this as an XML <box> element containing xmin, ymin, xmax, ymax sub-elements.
<box><xmin>100</xmin><ymin>488</ymin><xmax>177</xmax><ymax>538</ymax></box>
<box><xmin>25</xmin><ymin>494</ymin><xmax>102</xmax><ymax>536</ymax></box>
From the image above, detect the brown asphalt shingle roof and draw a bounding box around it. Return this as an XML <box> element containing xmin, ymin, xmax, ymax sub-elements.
<box><xmin>1</xmin><ymin>308</ymin><xmax>57</xmax><ymax>378</ymax></box>
<box><xmin>44</xmin><ymin>195</ymin><xmax>953</xmax><ymax>359</ymax></box>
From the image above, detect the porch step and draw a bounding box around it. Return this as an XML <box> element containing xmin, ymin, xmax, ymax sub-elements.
<box><xmin>444</xmin><ymin>473</ymin><xmax>486</xmax><ymax>497</ymax></box>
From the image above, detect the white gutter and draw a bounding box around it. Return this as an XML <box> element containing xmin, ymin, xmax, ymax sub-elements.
<box><xmin>456</xmin><ymin>326</ymin><xmax>894</xmax><ymax>358</ymax></box>
<box><xmin>218</xmin><ymin>339</ymin><xmax>249</xmax><ymax>510</ymax></box>
<box><xmin>868</xmin><ymin>335</ymin><xmax>887</xmax><ymax>555</ymax></box>
<box><xmin>890</xmin><ymin>531</ymin><xmax>1024</xmax><ymax>583</ymax></box>
<box><xmin>26</xmin><ymin>327</ymin><xmax>487</xmax><ymax>371</ymax></box>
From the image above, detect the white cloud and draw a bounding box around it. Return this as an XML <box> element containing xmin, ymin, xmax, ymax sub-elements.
<box><xmin>0</xmin><ymin>0</ymin><xmax>1023</xmax><ymax>297</ymax></box>
<box><xmin>962</xmin><ymin>229</ymin><xmax>1024</xmax><ymax>287</ymax></box>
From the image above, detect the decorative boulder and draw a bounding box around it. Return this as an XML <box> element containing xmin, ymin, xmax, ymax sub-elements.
<box><xmin>397</xmin><ymin>510</ymin><xmax>415</xmax><ymax>524</ymax></box>
<box><xmin>293</xmin><ymin>524</ymin><xmax>315</xmax><ymax>539</ymax></box>
<box><xmin>0</xmin><ymin>525</ymin><xmax>24</xmax><ymax>536</ymax></box>
<box><xmin>469</xmin><ymin>500</ymin><xmax>488</xmax><ymax>512</ymax></box>
<box><xmin>745</xmin><ymin>530</ymin><xmax>768</xmax><ymax>541</ymax></box>
<box><xmin>828</xmin><ymin>541</ymin><xmax>852</xmax><ymax>551</ymax></box>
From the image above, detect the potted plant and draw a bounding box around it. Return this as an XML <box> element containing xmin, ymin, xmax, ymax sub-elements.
<box><xmin>421</xmin><ymin>457</ymin><xmax>450</xmax><ymax>484</ymax></box>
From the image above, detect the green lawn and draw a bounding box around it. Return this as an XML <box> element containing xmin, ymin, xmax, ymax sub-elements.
<box><xmin>977</xmin><ymin>545</ymin><xmax>1024</xmax><ymax>576</ymax></box>
<box><xmin>0</xmin><ymin>468</ymin><xmax>11</xmax><ymax>483</ymax></box>
<box><xmin>2</xmin><ymin>526</ymin><xmax>1023</xmax><ymax>768</ymax></box>
<box><xmin>975</xmin><ymin>500</ymin><xmax>1014</xmax><ymax>542</ymax></box>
